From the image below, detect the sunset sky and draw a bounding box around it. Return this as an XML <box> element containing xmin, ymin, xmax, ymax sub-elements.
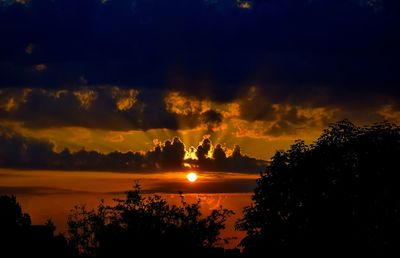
<box><xmin>0</xmin><ymin>0</ymin><xmax>399</xmax><ymax>166</ymax></box>
<box><xmin>1</xmin><ymin>1</ymin><xmax>400</xmax><ymax>248</ymax></box>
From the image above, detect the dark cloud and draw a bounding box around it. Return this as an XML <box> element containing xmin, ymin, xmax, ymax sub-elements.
<box><xmin>201</xmin><ymin>109</ymin><xmax>223</xmax><ymax>132</ymax></box>
<box><xmin>192</xmin><ymin>138</ymin><xmax>266</xmax><ymax>172</ymax></box>
<box><xmin>147</xmin><ymin>179</ymin><xmax>257</xmax><ymax>193</ymax></box>
<box><xmin>0</xmin><ymin>0</ymin><xmax>398</xmax><ymax>105</ymax></box>
<box><xmin>195</xmin><ymin>138</ymin><xmax>212</xmax><ymax>161</ymax></box>
<box><xmin>238</xmin><ymin>87</ymin><xmax>278</xmax><ymax>122</ymax></box>
<box><xmin>0</xmin><ymin>85</ymin><xmax>394</xmax><ymax>138</ymax></box>
<box><xmin>212</xmin><ymin>144</ymin><xmax>227</xmax><ymax>161</ymax></box>
<box><xmin>0</xmin><ymin>88</ymin><xmax>225</xmax><ymax>131</ymax></box>
<box><xmin>0</xmin><ymin>127</ymin><xmax>266</xmax><ymax>172</ymax></box>
<box><xmin>0</xmin><ymin>126</ymin><xmax>56</xmax><ymax>167</ymax></box>
<box><xmin>147</xmin><ymin>137</ymin><xmax>186</xmax><ymax>169</ymax></box>
<box><xmin>265</xmin><ymin>120</ymin><xmax>297</xmax><ymax>137</ymax></box>
<box><xmin>0</xmin><ymin>186</ymin><xmax>92</xmax><ymax>196</ymax></box>
<box><xmin>0</xmin><ymin>181</ymin><xmax>257</xmax><ymax>195</ymax></box>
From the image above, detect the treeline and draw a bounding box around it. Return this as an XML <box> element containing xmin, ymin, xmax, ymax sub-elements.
<box><xmin>0</xmin><ymin>128</ymin><xmax>266</xmax><ymax>173</ymax></box>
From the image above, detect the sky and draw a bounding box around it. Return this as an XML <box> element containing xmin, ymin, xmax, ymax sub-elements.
<box><xmin>1</xmin><ymin>0</ymin><xmax>400</xmax><ymax>172</ymax></box>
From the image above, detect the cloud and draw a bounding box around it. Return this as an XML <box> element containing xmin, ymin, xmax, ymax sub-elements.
<box><xmin>147</xmin><ymin>179</ymin><xmax>257</xmax><ymax>193</ymax></box>
<box><xmin>105</xmin><ymin>132</ymin><xmax>125</xmax><ymax>143</ymax></box>
<box><xmin>265</xmin><ymin>120</ymin><xmax>297</xmax><ymax>137</ymax></box>
<box><xmin>0</xmin><ymin>0</ymin><xmax>30</xmax><ymax>6</ymax></box>
<box><xmin>189</xmin><ymin>137</ymin><xmax>266</xmax><ymax>172</ymax></box>
<box><xmin>1</xmin><ymin>85</ymin><xmax>397</xmax><ymax>141</ymax></box>
<box><xmin>236</xmin><ymin>0</ymin><xmax>252</xmax><ymax>10</ymax></box>
<box><xmin>231</xmin><ymin>87</ymin><xmax>338</xmax><ymax>137</ymax></box>
<box><xmin>3</xmin><ymin>98</ymin><xmax>17</xmax><ymax>112</ymax></box>
<box><xmin>0</xmin><ymin>186</ymin><xmax>92</xmax><ymax>196</ymax></box>
<box><xmin>73</xmin><ymin>88</ymin><xmax>97</xmax><ymax>109</ymax></box>
<box><xmin>25</xmin><ymin>43</ymin><xmax>34</xmax><ymax>55</ymax></box>
<box><xmin>0</xmin><ymin>0</ymin><xmax>398</xmax><ymax>106</ymax></box>
<box><xmin>0</xmin><ymin>0</ymin><xmax>399</xmax><ymax>151</ymax></box>
<box><xmin>0</xmin><ymin>127</ymin><xmax>266</xmax><ymax>172</ymax></box>
<box><xmin>0</xmin><ymin>87</ymin><xmax>234</xmax><ymax>137</ymax></box>
<box><xmin>238</xmin><ymin>87</ymin><xmax>278</xmax><ymax>122</ymax></box>
<box><xmin>111</xmin><ymin>87</ymin><xmax>139</xmax><ymax>111</ymax></box>
<box><xmin>377</xmin><ymin>104</ymin><xmax>400</xmax><ymax>123</ymax></box>
<box><xmin>34</xmin><ymin>64</ymin><xmax>47</xmax><ymax>72</ymax></box>
<box><xmin>165</xmin><ymin>92</ymin><xmax>211</xmax><ymax>115</ymax></box>
<box><xmin>0</xmin><ymin>87</ymin><xmax>228</xmax><ymax>131</ymax></box>
<box><xmin>201</xmin><ymin>109</ymin><xmax>223</xmax><ymax>132</ymax></box>
<box><xmin>0</xmin><ymin>180</ymin><xmax>257</xmax><ymax>195</ymax></box>
<box><xmin>0</xmin><ymin>126</ymin><xmax>56</xmax><ymax>168</ymax></box>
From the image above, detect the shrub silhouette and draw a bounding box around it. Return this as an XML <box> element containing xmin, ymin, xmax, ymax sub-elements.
<box><xmin>236</xmin><ymin>120</ymin><xmax>400</xmax><ymax>256</ymax></box>
<box><xmin>67</xmin><ymin>184</ymin><xmax>234</xmax><ymax>257</ymax></box>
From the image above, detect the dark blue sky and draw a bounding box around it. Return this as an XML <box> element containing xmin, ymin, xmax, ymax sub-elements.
<box><xmin>1</xmin><ymin>0</ymin><xmax>399</xmax><ymax>103</ymax></box>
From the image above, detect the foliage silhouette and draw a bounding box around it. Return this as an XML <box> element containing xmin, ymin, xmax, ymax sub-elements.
<box><xmin>236</xmin><ymin>120</ymin><xmax>400</xmax><ymax>256</ymax></box>
<box><xmin>0</xmin><ymin>195</ymin><xmax>71</xmax><ymax>257</ymax></box>
<box><xmin>67</xmin><ymin>184</ymin><xmax>234</xmax><ymax>257</ymax></box>
<box><xmin>0</xmin><ymin>195</ymin><xmax>31</xmax><ymax>229</ymax></box>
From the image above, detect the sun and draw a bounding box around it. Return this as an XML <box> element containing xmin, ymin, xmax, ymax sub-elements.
<box><xmin>186</xmin><ymin>172</ymin><xmax>198</xmax><ymax>182</ymax></box>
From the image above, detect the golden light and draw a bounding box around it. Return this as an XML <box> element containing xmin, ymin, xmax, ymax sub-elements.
<box><xmin>186</xmin><ymin>172</ymin><xmax>198</xmax><ymax>182</ymax></box>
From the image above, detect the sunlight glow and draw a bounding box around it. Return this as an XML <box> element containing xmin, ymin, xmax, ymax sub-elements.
<box><xmin>186</xmin><ymin>172</ymin><xmax>198</xmax><ymax>182</ymax></box>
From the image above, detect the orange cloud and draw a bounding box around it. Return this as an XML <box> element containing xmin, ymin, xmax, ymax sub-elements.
<box><xmin>73</xmin><ymin>89</ymin><xmax>98</xmax><ymax>109</ymax></box>
<box><xmin>105</xmin><ymin>132</ymin><xmax>125</xmax><ymax>143</ymax></box>
<box><xmin>165</xmin><ymin>92</ymin><xmax>211</xmax><ymax>115</ymax></box>
<box><xmin>4</xmin><ymin>98</ymin><xmax>17</xmax><ymax>112</ymax></box>
<box><xmin>378</xmin><ymin>105</ymin><xmax>400</xmax><ymax>123</ymax></box>
<box><xmin>237</xmin><ymin>0</ymin><xmax>252</xmax><ymax>9</ymax></box>
<box><xmin>111</xmin><ymin>87</ymin><xmax>139</xmax><ymax>111</ymax></box>
<box><xmin>0</xmin><ymin>89</ymin><xmax>31</xmax><ymax>112</ymax></box>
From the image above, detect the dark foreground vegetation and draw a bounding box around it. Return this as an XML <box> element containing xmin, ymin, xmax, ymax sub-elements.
<box><xmin>238</xmin><ymin>120</ymin><xmax>400</xmax><ymax>256</ymax></box>
<box><xmin>1</xmin><ymin>120</ymin><xmax>400</xmax><ymax>257</ymax></box>
<box><xmin>0</xmin><ymin>187</ymin><xmax>235</xmax><ymax>258</ymax></box>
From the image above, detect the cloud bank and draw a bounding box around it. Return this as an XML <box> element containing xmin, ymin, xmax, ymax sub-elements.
<box><xmin>0</xmin><ymin>126</ymin><xmax>266</xmax><ymax>172</ymax></box>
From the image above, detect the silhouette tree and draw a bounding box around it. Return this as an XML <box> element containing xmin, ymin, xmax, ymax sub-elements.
<box><xmin>0</xmin><ymin>195</ymin><xmax>71</xmax><ymax>257</ymax></box>
<box><xmin>236</xmin><ymin>120</ymin><xmax>400</xmax><ymax>257</ymax></box>
<box><xmin>68</xmin><ymin>184</ymin><xmax>234</xmax><ymax>258</ymax></box>
<box><xmin>0</xmin><ymin>195</ymin><xmax>31</xmax><ymax>230</ymax></box>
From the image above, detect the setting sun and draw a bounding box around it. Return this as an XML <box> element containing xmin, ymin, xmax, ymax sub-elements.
<box><xmin>186</xmin><ymin>172</ymin><xmax>198</xmax><ymax>182</ymax></box>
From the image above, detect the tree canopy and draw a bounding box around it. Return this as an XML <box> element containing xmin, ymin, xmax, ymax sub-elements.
<box><xmin>237</xmin><ymin>120</ymin><xmax>400</xmax><ymax>256</ymax></box>
<box><xmin>67</xmin><ymin>184</ymin><xmax>234</xmax><ymax>258</ymax></box>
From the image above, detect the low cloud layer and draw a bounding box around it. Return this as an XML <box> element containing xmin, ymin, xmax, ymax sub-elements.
<box><xmin>0</xmin><ymin>127</ymin><xmax>266</xmax><ymax>172</ymax></box>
